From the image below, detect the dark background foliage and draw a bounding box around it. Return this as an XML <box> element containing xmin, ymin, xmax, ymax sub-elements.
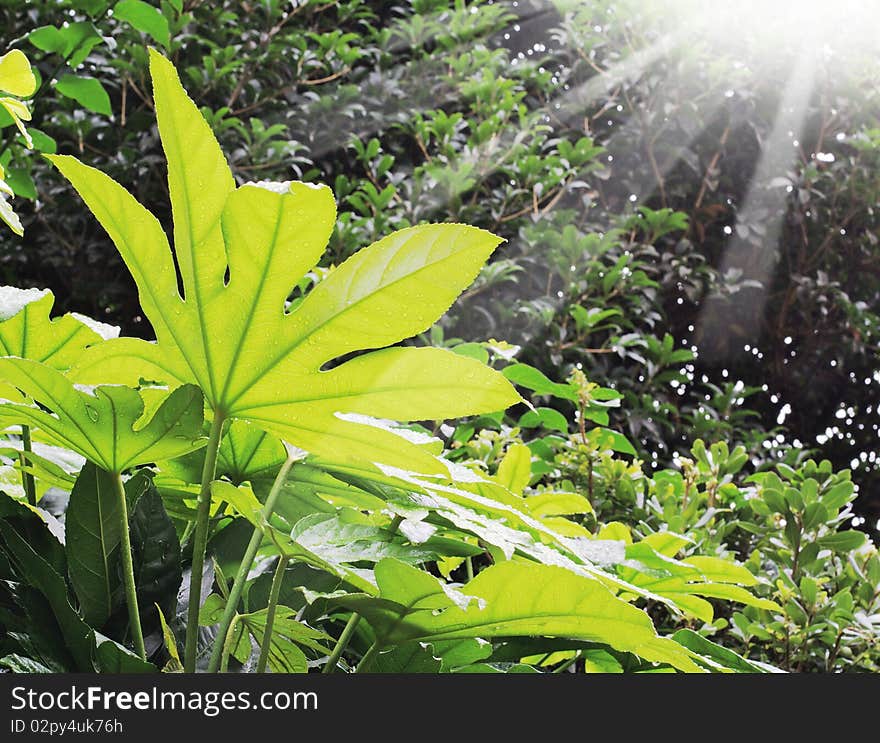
<box><xmin>1</xmin><ymin>0</ymin><xmax>878</xmax><ymax>539</ymax></box>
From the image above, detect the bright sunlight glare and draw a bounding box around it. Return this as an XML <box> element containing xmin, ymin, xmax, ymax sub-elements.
<box><xmin>646</xmin><ymin>0</ymin><xmax>880</xmax><ymax>68</ymax></box>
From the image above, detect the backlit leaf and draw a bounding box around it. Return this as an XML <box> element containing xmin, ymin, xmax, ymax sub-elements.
<box><xmin>53</xmin><ymin>50</ymin><xmax>520</xmax><ymax>475</ymax></box>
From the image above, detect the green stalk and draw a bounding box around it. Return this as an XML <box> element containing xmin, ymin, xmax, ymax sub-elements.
<box><xmin>19</xmin><ymin>425</ymin><xmax>36</xmax><ymax>507</ymax></box>
<box><xmin>207</xmin><ymin>451</ymin><xmax>298</xmax><ymax>673</ymax></box>
<box><xmin>255</xmin><ymin>555</ymin><xmax>288</xmax><ymax>673</ymax></box>
<box><xmin>322</xmin><ymin>613</ymin><xmax>362</xmax><ymax>674</ymax></box>
<box><xmin>552</xmin><ymin>651</ymin><xmax>581</xmax><ymax>673</ymax></box>
<box><xmin>323</xmin><ymin>514</ymin><xmax>403</xmax><ymax>674</ymax></box>
<box><xmin>356</xmin><ymin>642</ymin><xmax>379</xmax><ymax>673</ymax></box>
<box><xmin>183</xmin><ymin>412</ymin><xmax>226</xmax><ymax>673</ymax></box>
<box><xmin>111</xmin><ymin>472</ymin><xmax>146</xmax><ymax>661</ymax></box>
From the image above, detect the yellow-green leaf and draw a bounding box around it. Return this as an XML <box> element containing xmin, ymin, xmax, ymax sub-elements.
<box><xmin>343</xmin><ymin>559</ymin><xmax>702</xmax><ymax>672</ymax></box>
<box><xmin>0</xmin><ymin>358</ymin><xmax>205</xmax><ymax>473</ymax></box>
<box><xmin>52</xmin><ymin>50</ymin><xmax>520</xmax><ymax>475</ymax></box>
<box><xmin>0</xmin><ymin>50</ymin><xmax>36</xmax><ymax>98</ymax></box>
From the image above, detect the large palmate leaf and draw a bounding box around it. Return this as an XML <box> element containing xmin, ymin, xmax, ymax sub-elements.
<box><xmin>0</xmin><ymin>286</ymin><xmax>117</xmax><ymax>404</ymax></box>
<box><xmin>0</xmin><ymin>357</ymin><xmax>204</xmax><ymax>473</ymax></box>
<box><xmin>50</xmin><ymin>50</ymin><xmax>520</xmax><ymax>475</ymax></box>
<box><xmin>341</xmin><ymin>559</ymin><xmax>702</xmax><ymax>672</ymax></box>
<box><xmin>0</xmin><ymin>286</ymin><xmax>117</xmax><ymax>368</ymax></box>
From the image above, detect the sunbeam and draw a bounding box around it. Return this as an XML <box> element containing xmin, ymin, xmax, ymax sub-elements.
<box><xmin>695</xmin><ymin>47</ymin><xmax>818</xmax><ymax>361</ymax></box>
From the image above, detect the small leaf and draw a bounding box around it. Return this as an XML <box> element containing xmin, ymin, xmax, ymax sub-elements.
<box><xmin>55</xmin><ymin>75</ymin><xmax>112</xmax><ymax>116</ymax></box>
<box><xmin>155</xmin><ymin>605</ymin><xmax>182</xmax><ymax>671</ymax></box>
<box><xmin>502</xmin><ymin>363</ymin><xmax>578</xmax><ymax>401</ymax></box>
<box><xmin>114</xmin><ymin>0</ymin><xmax>171</xmax><ymax>47</ymax></box>
<box><xmin>212</xmin><ymin>480</ymin><xmax>263</xmax><ymax>527</ymax></box>
<box><xmin>817</xmin><ymin>530</ymin><xmax>866</xmax><ymax>552</ymax></box>
<box><xmin>27</xmin><ymin>23</ymin><xmax>103</xmax><ymax>68</ymax></box>
<box><xmin>588</xmin><ymin>427</ymin><xmax>636</xmax><ymax>456</ymax></box>
<box><xmin>495</xmin><ymin>443</ymin><xmax>531</xmax><ymax>494</ymax></box>
<box><xmin>0</xmin><ymin>50</ymin><xmax>36</xmax><ymax>98</ymax></box>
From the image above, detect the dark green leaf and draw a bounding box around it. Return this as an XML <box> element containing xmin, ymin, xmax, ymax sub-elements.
<box><xmin>66</xmin><ymin>462</ymin><xmax>123</xmax><ymax>627</ymax></box>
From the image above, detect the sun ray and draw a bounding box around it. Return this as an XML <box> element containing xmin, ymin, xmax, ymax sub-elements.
<box><xmin>695</xmin><ymin>48</ymin><xmax>818</xmax><ymax>361</ymax></box>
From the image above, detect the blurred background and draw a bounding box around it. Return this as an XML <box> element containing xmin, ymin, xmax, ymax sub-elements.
<box><xmin>1</xmin><ymin>0</ymin><xmax>879</xmax><ymax>540</ymax></box>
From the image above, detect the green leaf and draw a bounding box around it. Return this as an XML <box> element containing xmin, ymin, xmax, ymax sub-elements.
<box><xmin>0</xmin><ymin>358</ymin><xmax>205</xmax><ymax>473</ymax></box>
<box><xmin>93</xmin><ymin>633</ymin><xmax>156</xmax><ymax>673</ymax></box>
<box><xmin>53</xmin><ymin>50</ymin><xmax>519</xmax><ymax>476</ymax></box>
<box><xmin>231</xmin><ymin>609</ymin><xmax>329</xmax><ymax>672</ymax></box>
<box><xmin>114</xmin><ymin>0</ymin><xmax>171</xmax><ymax>48</ymax></box>
<box><xmin>55</xmin><ymin>75</ymin><xmax>112</xmax><ymax>115</ymax></box>
<box><xmin>156</xmin><ymin>605</ymin><xmax>182</xmax><ymax>671</ymax></box>
<box><xmin>0</xmin><ymin>286</ymin><xmax>113</xmax><ymax>374</ymax></box>
<box><xmin>0</xmin><ymin>194</ymin><xmax>22</xmax><ymax>236</ymax></box>
<box><xmin>286</xmin><ymin>512</ymin><xmax>438</xmax><ymax>577</ymax></box>
<box><xmin>128</xmin><ymin>474</ymin><xmax>181</xmax><ymax>622</ymax></box>
<box><xmin>0</xmin><ymin>521</ymin><xmax>93</xmax><ymax>670</ymax></box>
<box><xmin>211</xmin><ymin>480</ymin><xmax>263</xmax><ymax>527</ymax></box>
<box><xmin>27</xmin><ymin>23</ymin><xmax>103</xmax><ymax>68</ymax></box>
<box><xmin>502</xmin><ymin>363</ymin><xmax>578</xmax><ymax>401</ymax></box>
<box><xmin>517</xmin><ymin>406</ymin><xmax>569</xmax><ymax>433</ymax></box>
<box><xmin>524</xmin><ymin>491</ymin><xmax>593</xmax><ymax>518</ymax></box>
<box><xmin>159</xmin><ymin>419</ymin><xmax>286</xmax><ymax>489</ymax></box>
<box><xmin>343</xmin><ymin>559</ymin><xmax>702</xmax><ymax>672</ymax></box>
<box><xmin>672</xmin><ymin>629</ymin><xmax>778</xmax><ymax>673</ymax></box>
<box><xmin>198</xmin><ymin>593</ymin><xmax>225</xmax><ymax>625</ymax></box>
<box><xmin>817</xmin><ymin>530</ymin><xmax>866</xmax><ymax>552</ymax></box>
<box><xmin>65</xmin><ymin>463</ymin><xmax>123</xmax><ymax>627</ymax></box>
<box><xmin>4</xmin><ymin>168</ymin><xmax>36</xmax><ymax>200</ymax></box>
<box><xmin>28</xmin><ymin>128</ymin><xmax>57</xmax><ymax>154</ymax></box>
<box><xmin>495</xmin><ymin>443</ymin><xmax>531</xmax><ymax>494</ymax></box>
<box><xmin>682</xmin><ymin>556</ymin><xmax>757</xmax><ymax>587</ymax></box>
<box><xmin>371</xmin><ymin>642</ymin><xmax>442</xmax><ymax>673</ymax></box>
<box><xmin>0</xmin><ymin>50</ymin><xmax>36</xmax><ymax>98</ymax></box>
<box><xmin>588</xmin><ymin>427</ymin><xmax>636</xmax><ymax>456</ymax></box>
<box><xmin>581</xmin><ymin>649</ymin><xmax>624</xmax><ymax>673</ymax></box>
<box><xmin>0</xmin><ymin>654</ymin><xmax>57</xmax><ymax>673</ymax></box>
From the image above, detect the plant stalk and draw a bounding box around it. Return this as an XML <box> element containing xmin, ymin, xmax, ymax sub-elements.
<box><xmin>207</xmin><ymin>451</ymin><xmax>298</xmax><ymax>673</ymax></box>
<box><xmin>111</xmin><ymin>472</ymin><xmax>146</xmax><ymax>661</ymax></box>
<box><xmin>255</xmin><ymin>555</ymin><xmax>288</xmax><ymax>673</ymax></box>
<box><xmin>183</xmin><ymin>412</ymin><xmax>226</xmax><ymax>673</ymax></box>
<box><xmin>322</xmin><ymin>514</ymin><xmax>403</xmax><ymax>674</ymax></box>
<box><xmin>356</xmin><ymin>642</ymin><xmax>379</xmax><ymax>673</ymax></box>
<box><xmin>322</xmin><ymin>612</ymin><xmax>362</xmax><ymax>674</ymax></box>
<box><xmin>19</xmin><ymin>425</ymin><xmax>36</xmax><ymax>507</ymax></box>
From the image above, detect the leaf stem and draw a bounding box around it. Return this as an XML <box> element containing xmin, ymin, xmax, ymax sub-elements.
<box><xmin>207</xmin><ymin>450</ymin><xmax>298</xmax><ymax>673</ymax></box>
<box><xmin>184</xmin><ymin>412</ymin><xmax>226</xmax><ymax>673</ymax></box>
<box><xmin>111</xmin><ymin>471</ymin><xmax>146</xmax><ymax>661</ymax></box>
<box><xmin>323</xmin><ymin>514</ymin><xmax>403</xmax><ymax>674</ymax></box>
<box><xmin>322</xmin><ymin>612</ymin><xmax>361</xmax><ymax>674</ymax></box>
<box><xmin>19</xmin><ymin>425</ymin><xmax>36</xmax><ymax>506</ymax></box>
<box><xmin>255</xmin><ymin>555</ymin><xmax>288</xmax><ymax>673</ymax></box>
<box><xmin>356</xmin><ymin>642</ymin><xmax>379</xmax><ymax>673</ymax></box>
<box><xmin>552</xmin><ymin>651</ymin><xmax>581</xmax><ymax>673</ymax></box>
